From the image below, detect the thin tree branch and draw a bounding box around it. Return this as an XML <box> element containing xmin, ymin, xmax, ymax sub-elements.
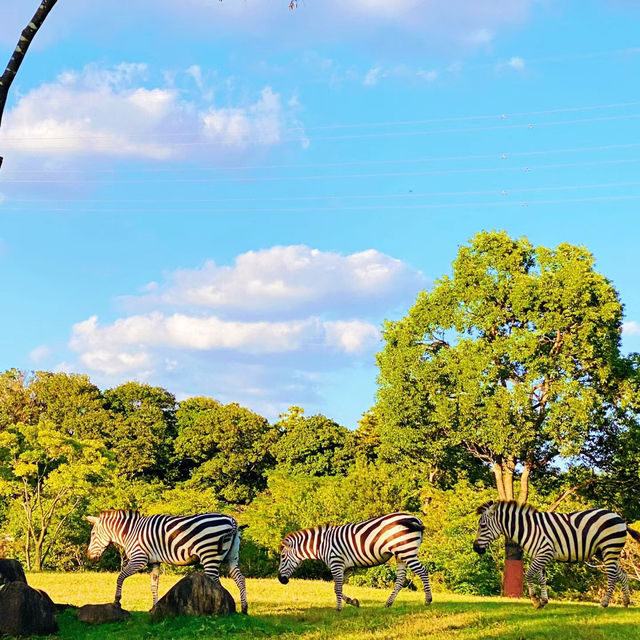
<box><xmin>548</xmin><ymin>479</ymin><xmax>596</xmax><ymax>512</ymax></box>
<box><xmin>0</xmin><ymin>0</ymin><xmax>59</xmax><ymax>169</ymax></box>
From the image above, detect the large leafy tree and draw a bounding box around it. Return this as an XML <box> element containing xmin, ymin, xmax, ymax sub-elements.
<box><xmin>174</xmin><ymin>397</ymin><xmax>278</xmax><ymax>504</ymax></box>
<box><xmin>274</xmin><ymin>406</ymin><xmax>350</xmax><ymax>477</ymax></box>
<box><xmin>376</xmin><ymin>231</ymin><xmax>632</xmax><ymax>587</ymax></box>
<box><xmin>0</xmin><ymin>419</ymin><xmax>111</xmax><ymax>570</ymax></box>
<box><xmin>103</xmin><ymin>382</ymin><xmax>177</xmax><ymax>480</ymax></box>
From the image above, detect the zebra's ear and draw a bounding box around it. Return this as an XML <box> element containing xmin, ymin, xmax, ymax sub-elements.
<box><xmin>476</xmin><ymin>501</ymin><xmax>495</xmax><ymax>515</ymax></box>
<box><xmin>85</xmin><ymin>515</ymin><xmax>99</xmax><ymax>525</ymax></box>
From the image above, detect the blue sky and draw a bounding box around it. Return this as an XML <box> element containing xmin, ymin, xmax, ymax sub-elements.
<box><xmin>1</xmin><ymin>0</ymin><xmax>640</xmax><ymax>427</ymax></box>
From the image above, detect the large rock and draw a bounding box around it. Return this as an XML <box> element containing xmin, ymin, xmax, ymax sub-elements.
<box><xmin>76</xmin><ymin>602</ymin><xmax>131</xmax><ymax>625</ymax></box>
<box><xmin>0</xmin><ymin>581</ymin><xmax>58</xmax><ymax>636</ymax></box>
<box><xmin>0</xmin><ymin>559</ymin><xmax>27</xmax><ymax>586</ymax></box>
<box><xmin>150</xmin><ymin>572</ymin><xmax>236</xmax><ymax>622</ymax></box>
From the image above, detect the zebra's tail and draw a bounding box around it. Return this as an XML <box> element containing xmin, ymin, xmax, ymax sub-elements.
<box><xmin>223</xmin><ymin>524</ymin><xmax>247</xmax><ymax>564</ymax></box>
<box><xmin>402</xmin><ymin>517</ymin><xmax>425</xmax><ymax>533</ymax></box>
<box><xmin>627</xmin><ymin>526</ymin><xmax>640</xmax><ymax>542</ymax></box>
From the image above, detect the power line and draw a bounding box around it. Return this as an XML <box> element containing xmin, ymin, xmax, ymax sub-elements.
<box><xmin>3</xmin><ymin>157</ymin><xmax>640</xmax><ymax>184</ymax></box>
<box><xmin>3</xmin><ymin>100</ymin><xmax>639</xmax><ymax>142</ymax></box>
<box><xmin>2</xmin><ymin>194</ymin><xmax>640</xmax><ymax>214</ymax></box>
<box><xmin>5</xmin><ymin>142</ymin><xmax>640</xmax><ymax>175</ymax></box>
<box><xmin>6</xmin><ymin>181</ymin><xmax>640</xmax><ymax>205</ymax></box>
<box><xmin>2</xmin><ymin>113</ymin><xmax>640</xmax><ymax>150</ymax></box>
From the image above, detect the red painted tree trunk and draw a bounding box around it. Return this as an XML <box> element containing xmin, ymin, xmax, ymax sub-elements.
<box><xmin>504</xmin><ymin>540</ymin><xmax>524</xmax><ymax>597</ymax></box>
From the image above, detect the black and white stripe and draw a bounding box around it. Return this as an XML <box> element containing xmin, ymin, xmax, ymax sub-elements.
<box><xmin>277</xmin><ymin>512</ymin><xmax>431</xmax><ymax>610</ymax></box>
<box><xmin>86</xmin><ymin>510</ymin><xmax>248</xmax><ymax>613</ymax></box>
<box><xmin>474</xmin><ymin>500</ymin><xmax>640</xmax><ymax>608</ymax></box>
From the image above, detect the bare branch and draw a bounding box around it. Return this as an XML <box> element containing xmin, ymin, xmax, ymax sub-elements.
<box><xmin>0</xmin><ymin>0</ymin><xmax>59</xmax><ymax>169</ymax></box>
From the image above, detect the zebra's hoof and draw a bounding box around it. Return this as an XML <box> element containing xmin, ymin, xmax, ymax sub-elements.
<box><xmin>425</xmin><ymin>599</ymin><xmax>432</xmax><ymax>607</ymax></box>
<box><xmin>624</xmin><ymin>602</ymin><xmax>630</xmax><ymax>609</ymax></box>
<box><xmin>351</xmin><ymin>599</ymin><xmax>360</xmax><ymax>608</ymax></box>
<box><xmin>600</xmin><ymin>602</ymin><xmax>609</xmax><ymax>608</ymax></box>
<box><xmin>531</xmin><ymin>597</ymin><xmax>540</xmax><ymax>609</ymax></box>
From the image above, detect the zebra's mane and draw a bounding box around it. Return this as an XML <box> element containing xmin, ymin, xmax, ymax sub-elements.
<box><xmin>476</xmin><ymin>500</ymin><xmax>539</xmax><ymax>515</ymax></box>
<box><xmin>99</xmin><ymin>509</ymin><xmax>141</xmax><ymax>518</ymax></box>
<box><xmin>281</xmin><ymin>525</ymin><xmax>327</xmax><ymax>547</ymax></box>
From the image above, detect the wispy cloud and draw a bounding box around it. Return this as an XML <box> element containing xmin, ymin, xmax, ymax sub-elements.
<box><xmin>65</xmin><ymin>245</ymin><xmax>426</xmax><ymax>417</ymax></box>
<box><xmin>622</xmin><ymin>320</ymin><xmax>640</xmax><ymax>336</ymax></box>
<box><xmin>0</xmin><ymin>63</ymin><xmax>306</xmax><ymax>163</ymax></box>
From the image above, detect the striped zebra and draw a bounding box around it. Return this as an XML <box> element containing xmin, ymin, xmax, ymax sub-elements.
<box><xmin>85</xmin><ymin>510</ymin><xmax>248</xmax><ymax>613</ymax></box>
<box><xmin>474</xmin><ymin>500</ymin><xmax>640</xmax><ymax>608</ymax></box>
<box><xmin>277</xmin><ymin>512</ymin><xmax>431</xmax><ymax>611</ymax></box>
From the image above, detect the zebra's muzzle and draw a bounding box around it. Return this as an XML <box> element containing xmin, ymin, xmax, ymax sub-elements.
<box><xmin>278</xmin><ymin>574</ymin><xmax>289</xmax><ymax>585</ymax></box>
<box><xmin>473</xmin><ymin>542</ymin><xmax>486</xmax><ymax>555</ymax></box>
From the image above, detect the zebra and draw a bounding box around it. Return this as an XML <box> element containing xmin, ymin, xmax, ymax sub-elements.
<box><xmin>85</xmin><ymin>510</ymin><xmax>248</xmax><ymax>613</ymax></box>
<box><xmin>474</xmin><ymin>500</ymin><xmax>640</xmax><ymax>608</ymax></box>
<box><xmin>277</xmin><ymin>512</ymin><xmax>432</xmax><ymax>611</ymax></box>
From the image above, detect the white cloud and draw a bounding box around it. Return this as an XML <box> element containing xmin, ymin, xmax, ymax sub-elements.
<box><xmin>622</xmin><ymin>321</ymin><xmax>640</xmax><ymax>336</ymax></box>
<box><xmin>128</xmin><ymin>245</ymin><xmax>426</xmax><ymax>316</ymax></box>
<box><xmin>0</xmin><ymin>63</ymin><xmax>303</xmax><ymax>162</ymax></box>
<box><xmin>70</xmin><ymin>313</ymin><xmax>380</xmax><ymax>367</ymax></box>
<box><xmin>496</xmin><ymin>56</ymin><xmax>526</xmax><ymax>72</ymax></box>
<box><xmin>29</xmin><ymin>345</ymin><xmax>52</xmax><ymax>364</ymax></box>
<box><xmin>63</xmin><ymin>245</ymin><xmax>423</xmax><ymax>418</ymax></box>
<box><xmin>363</xmin><ymin>67</ymin><xmax>383</xmax><ymax>87</ymax></box>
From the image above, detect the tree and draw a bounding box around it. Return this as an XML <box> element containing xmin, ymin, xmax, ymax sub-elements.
<box><xmin>30</xmin><ymin>371</ymin><xmax>110</xmax><ymax>439</ymax></box>
<box><xmin>0</xmin><ymin>418</ymin><xmax>111</xmax><ymax>570</ymax></box>
<box><xmin>376</xmin><ymin>230</ymin><xmax>631</xmax><ymax>593</ymax></box>
<box><xmin>174</xmin><ymin>397</ymin><xmax>278</xmax><ymax>504</ymax></box>
<box><xmin>274</xmin><ymin>406</ymin><xmax>350</xmax><ymax>477</ymax></box>
<box><xmin>103</xmin><ymin>382</ymin><xmax>177</xmax><ymax>480</ymax></box>
<box><xmin>0</xmin><ymin>0</ymin><xmax>59</xmax><ymax>170</ymax></box>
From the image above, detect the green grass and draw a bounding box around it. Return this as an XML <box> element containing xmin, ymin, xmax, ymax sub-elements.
<box><xmin>24</xmin><ymin>572</ymin><xmax>640</xmax><ymax>640</ymax></box>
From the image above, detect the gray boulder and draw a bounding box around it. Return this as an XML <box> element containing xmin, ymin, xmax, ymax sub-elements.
<box><xmin>150</xmin><ymin>572</ymin><xmax>235</xmax><ymax>621</ymax></box>
<box><xmin>0</xmin><ymin>559</ymin><xmax>27</xmax><ymax>586</ymax></box>
<box><xmin>76</xmin><ymin>602</ymin><xmax>131</xmax><ymax>625</ymax></box>
<box><xmin>0</xmin><ymin>581</ymin><xmax>58</xmax><ymax>636</ymax></box>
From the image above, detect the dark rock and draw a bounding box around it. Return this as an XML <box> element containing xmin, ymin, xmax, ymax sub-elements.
<box><xmin>76</xmin><ymin>602</ymin><xmax>131</xmax><ymax>625</ymax></box>
<box><xmin>0</xmin><ymin>559</ymin><xmax>27</xmax><ymax>586</ymax></box>
<box><xmin>53</xmin><ymin>602</ymin><xmax>77</xmax><ymax>612</ymax></box>
<box><xmin>150</xmin><ymin>572</ymin><xmax>236</xmax><ymax>622</ymax></box>
<box><xmin>0</xmin><ymin>581</ymin><xmax>58</xmax><ymax>636</ymax></box>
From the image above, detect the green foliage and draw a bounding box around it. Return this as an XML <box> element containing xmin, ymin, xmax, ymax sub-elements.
<box><xmin>103</xmin><ymin>382</ymin><xmax>177</xmax><ymax>481</ymax></box>
<box><xmin>273</xmin><ymin>406</ymin><xmax>350</xmax><ymax>476</ymax></box>
<box><xmin>376</xmin><ymin>230</ymin><xmax>632</xmax><ymax>502</ymax></box>
<box><xmin>174</xmin><ymin>397</ymin><xmax>278</xmax><ymax>504</ymax></box>
<box><xmin>0</xmin><ymin>417</ymin><xmax>112</xmax><ymax>570</ymax></box>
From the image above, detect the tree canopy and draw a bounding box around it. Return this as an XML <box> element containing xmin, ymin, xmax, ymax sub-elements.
<box><xmin>376</xmin><ymin>230</ymin><xmax>633</xmax><ymax>503</ymax></box>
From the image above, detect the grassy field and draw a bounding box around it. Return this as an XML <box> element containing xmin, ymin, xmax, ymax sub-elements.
<box><xmin>25</xmin><ymin>572</ymin><xmax>640</xmax><ymax>640</ymax></box>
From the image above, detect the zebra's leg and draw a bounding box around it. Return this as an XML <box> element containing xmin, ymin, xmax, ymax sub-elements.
<box><xmin>150</xmin><ymin>563</ymin><xmax>161</xmax><ymax>607</ymax></box>
<box><xmin>405</xmin><ymin>557</ymin><xmax>432</xmax><ymax>606</ymax></box>
<box><xmin>385</xmin><ymin>562</ymin><xmax>407</xmax><ymax>607</ymax></box>
<box><xmin>617</xmin><ymin>565</ymin><xmax>630</xmax><ymax>607</ymax></box>
<box><xmin>114</xmin><ymin>556</ymin><xmax>147</xmax><ymax>605</ymax></box>
<box><xmin>600</xmin><ymin>562</ymin><xmax>621</xmax><ymax>608</ymax></box>
<box><xmin>229</xmin><ymin>564</ymin><xmax>248</xmax><ymax>615</ymax></box>
<box><xmin>329</xmin><ymin>561</ymin><xmax>357</xmax><ymax>611</ymax></box>
<box><xmin>600</xmin><ymin>560</ymin><xmax>629</xmax><ymax>607</ymax></box>
<box><xmin>224</xmin><ymin>530</ymin><xmax>248</xmax><ymax>614</ymax></box>
<box><xmin>201</xmin><ymin>557</ymin><xmax>222</xmax><ymax>586</ymax></box>
<box><xmin>525</xmin><ymin>552</ymin><xmax>551</xmax><ymax>608</ymax></box>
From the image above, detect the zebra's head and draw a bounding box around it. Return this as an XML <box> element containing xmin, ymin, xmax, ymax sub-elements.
<box><xmin>85</xmin><ymin>514</ymin><xmax>111</xmax><ymax>561</ymax></box>
<box><xmin>473</xmin><ymin>500</ymin><xmax>501</xmax><ymax>555</ymax></box>
<box><xmin>277</xmin><ymin>533</ymin><xmax>303</xmax><ymax>585</ymax></box>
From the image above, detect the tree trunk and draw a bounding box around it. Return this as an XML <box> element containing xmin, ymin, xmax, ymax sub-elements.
<box><xmin>496</xmin><ymin>461</ymin><xmax>524</xmax><ymax>598</ymax></box>
<box><xmin>0</xmin><ymin>0</ymin><xmax>59</xmax><ymax>169</ymax></box>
